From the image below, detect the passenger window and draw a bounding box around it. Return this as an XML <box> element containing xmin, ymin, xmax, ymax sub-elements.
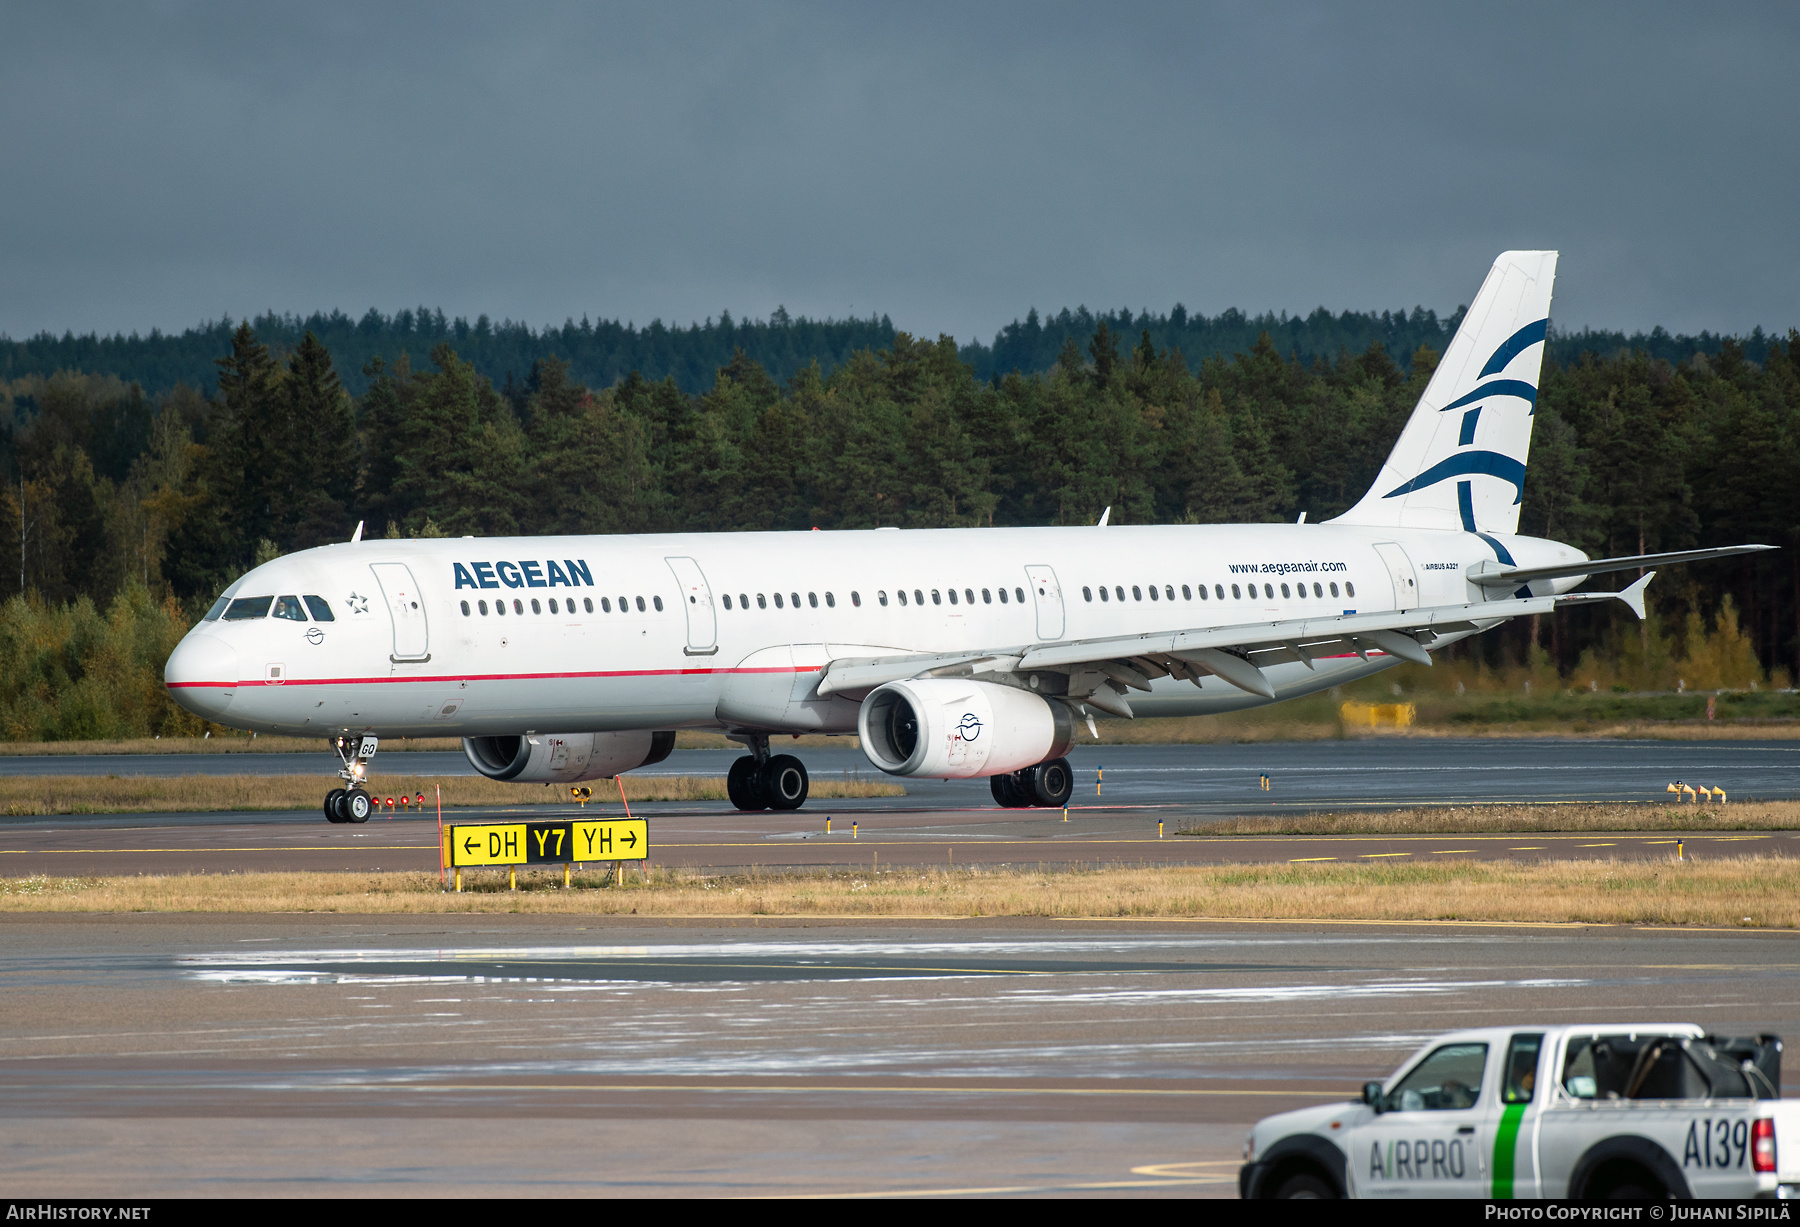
<box><xmin>1148</xmin><ymin>585</ymin><xmax>1158</xmax><ymax>601</ymax></box>
<box><xmin>915</xmin><ymin>589</ymin><xmax>924</xmax><ymax>605</ymax></box>
<box><xmin>223</xmin><ymin>596</ymin><xmax>274</xmax><ymax>621</ymax></box>
<box><xmin>1165</xmin><ymin>585</ymin><xmax>1174</xmax><ymax>600</ymax></box>
<box><xmin>584</xmin><ymin>598</ymin><xmax>593</xmax><ymax>613</ymax></box>
<box><xmin>808</xmin><ymin>592</ymin><xmax>819</xmax><ymax>608</ymax></box>
<box><xmin>1231</xmin><ymin>584</ymin><xmax>1241</xmax><ymax>599</ymax></box>
<box><xmin>723</xmin><ymin>594</ymin><xmax>732</xmax><ymax>610</ymax></box>
<box><xmin>1330</xmin><ymin>582</ymin><xmax>1339</xmax><ymax>598</ymax></box>
<box><xmin>549</xmin><ymin>598</ymin><xmax>559</xmax><ymax>613</ymax></box>
<box><xmin>496</xmin><ymin>600</ymin><xmax>506</xmax><ymax>616</ymax></box>
<box><xmin>478</xmin><ymin>600</ymin><xmax>488</xmax><ymax>615</ymax></box>
<box><xmin>1186</xmin><ymin>585</ymin><xmax>1196</xmax><ymax>600</ymax></box>
<box><xmin>931</xmin><ymin>590</ymin><xmax>942</xmax><ymax>605</ymax></box>
<box><xmin>1280</xmin><ymin>583</ymin><xmax>1290</xmax><ymax>599</ymax></box>
<box><xmin>531</xmin><ymin>599</ymin><xmax>542</xmax><ymax>614</ymax></box>
<box><xmin>850</xmin><ymin>592</ymin><xmax>860</xmax><ymax>607</ymax></box>
<box><xmin>1098</xmin><ymin>586</ymin><xmax>1109</xmax><ymax>602</ymax></box>
<box><xmin>877</xmin><ymin>591</ymin><xmax>888</xmax><ymax>606</ymax></box>
<box><xmin>998</xmin><ymin>588</ymin><xmax>1008</xmax><ymax>604</ymax></box>
<box><xmin>1264</xmin><ymin>584</ymin><xmax>1275</xmax><ymax>600</ymax></box>
<box><xmin>636</xmin><ymin>596</ymin><xmax>647</xmax><ymax>612</ymax></box>
<box><xmin>774</xmin><ymin>593</ymin><xmax>784</xmax><ymax>609</ymax></box>
<box><xmin>1014</xmin><ymin>588</ymin><xmax>1025</xmax><ymax>603</ymax></box>
<box><xmin>739</xmin><ymin>593</ymin><xmax>749</xmax><ymax>609</ymax></box>
<box><xmin>460</xmin><ymin>600</ymin><xmax>471</xmax><ymax>616</ymax></box>
<box><xmin>947</xmin><ymin>589</ymin><xmax>958</xmax><ymax>605</ymax></box>
<box><xmin>654</xmin><ymin>596</ymin><xmax>664</xmax><ymax>612</ymax></box>
<box><xmin>203</xmin><ymin>596</ymin><xmax>229</xmax><ymax>621</ymax></box>
<box><xmin>964</xmin><ymin>589</ymin><xmax>974</xmax><ymax>604</ymax></box>
<box><xmin>1346</xmin><ymin>582</ymin><xmax>1356</xmax><ymax>598</ymax></box>
<box><xmin>302</xmin><ymin>595</ymin><xmax>334</xmax><ymax>621</ymax></box>
<box><xmin>897</xmin><ymin>590</ymin><xmax>907</xmax><ymax>606</ymax></box>
<box><xmin>982</xmin><ymin>589</ymin><xmax>992</xmax><ymax>604</ymax></box>
<box><xmin>826</xmin><ymin>592</ymin><xmax>836</xmax><ymax>608</ymax></box>
<box><xmin>600</xmin><ymin>597</ymin><xmax>611</xmax><ymax>612</ymax></box>
<box><xmin>757</xmin><ymin>594</ymin><xmax>767</xmax><ymax>609</ymax></box>
<box><xmin>1083</xmin><ymin>587</ymin><xmax>1093</xmax><ymax>602</ymax></box>
<box><xmin>273</xmin><ymin>595</ymin><xmax>307</xmax><ymax>621</ymax></box>
<box><xmin>1312</xmin><ymin>582</ymin><xmax>1322</xmax><ymax>598</ymax></box>
<box><xmin>1132</xmin><ymin>586</ymin><xmax>1142</xmax><ymax>601</ymax></box>
<box><xmin>789</xmin><ymin>592</ymin><xmax>799</xmax><ymax>609</ymax></box>
<box><xmin>619</xmin><ymin>595</ymin><xmax>628</xmax><ymax>611</ymax></box>
<box><xmin>1214</xmin><ymin>584</ymin><xmax>1224</xmax><ymax>600</ymax></box>
<box><xmin>1503</xmin><ymin>1034</ymin><xmax>1544</xmax><ymax>1104</ymax></box>
<box><xmin>1384</xmin><ymin>1043</ymin><xmax>1488</xmax><ymax>1112</ymax></box>
<box><xmin>513</xmin><ymin>599</ymin><xmax>524</xmax><ymax>615</ymax></box>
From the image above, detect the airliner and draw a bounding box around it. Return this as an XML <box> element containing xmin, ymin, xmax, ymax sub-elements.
<box><xmin>164</xmin><ymin>252</ymin><xmax>1772</xmax><ymax>823</ymax></box>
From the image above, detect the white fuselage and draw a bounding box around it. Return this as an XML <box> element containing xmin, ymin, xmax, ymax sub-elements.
<box><xmin>163</xmin><ymin>522</ymin><xmax>1586</xmax><ymax>741</ymax></box>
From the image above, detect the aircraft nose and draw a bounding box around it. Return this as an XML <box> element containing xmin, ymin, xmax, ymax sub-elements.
<box><xmin>164</xmin><ymin>632</ymin><xmax>240</xmax><ymax>720</ymax></box>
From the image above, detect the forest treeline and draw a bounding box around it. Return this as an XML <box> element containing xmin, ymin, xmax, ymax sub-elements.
<box><xmin>1</xmin><ymin>316</ymin><xmax>1797</xmax><ymax>739</ymax></box>
<box><xmin>1</xmin><ymin>300</ymin><xmax>1783</xmax><ymax>398</ymax></box>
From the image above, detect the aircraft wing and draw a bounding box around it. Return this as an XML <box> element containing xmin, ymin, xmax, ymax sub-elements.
<box><xmin>816</xmin><ymin>573</ymin><xmax>1656</xmax><ymax>717</ymax></box>
<box><xmin>1468</xmin><ymin>543</ymin><xmax>1775</xmax><ymax>589</ymax></box>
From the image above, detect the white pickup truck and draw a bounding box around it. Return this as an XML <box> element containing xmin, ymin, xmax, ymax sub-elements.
<box><xmin>1238</xmin><ymin>1024</ymin><xmax>1798</xmax><ymax>1199</ymax></box>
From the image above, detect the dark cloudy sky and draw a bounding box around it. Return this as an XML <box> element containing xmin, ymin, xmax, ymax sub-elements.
<box><xmin>2</xmin><ymin>2</ymin><xmax>1795</xmax><ymax>345</ymax></box>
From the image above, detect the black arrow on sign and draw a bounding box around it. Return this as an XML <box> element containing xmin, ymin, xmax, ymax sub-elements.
<box><xmin>622</xmin><ymin>830</ymin><xmax>638</xmax><ymax>849</ymax></box>
<box><xmin>463</xmin><ymin>836</ymin><xmax>479</xmax><ymax>854</ymax></box>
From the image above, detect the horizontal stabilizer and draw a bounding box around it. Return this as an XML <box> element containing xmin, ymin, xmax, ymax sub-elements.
<box><xmin>1470</xmin><ymin>544</ymin><xmax>1776</xmax><ymax>588</ymax></box>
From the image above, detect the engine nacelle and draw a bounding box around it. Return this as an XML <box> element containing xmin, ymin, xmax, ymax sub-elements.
<box><xmin>462</xmin><ymin>730</ymin><xmax>676</xmax><ymax>783</ymax></box>
<box><xmin>858</xmin><ymin>679</ymin><xmax>1073</xmax><ymax>778</ymax></box>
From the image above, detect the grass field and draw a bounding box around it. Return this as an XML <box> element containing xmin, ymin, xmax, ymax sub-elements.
<box><xmin>1182</xmin><ymin>800</ymin><xmax>1800</xmax><ymax>836</ymax></box>
<box><xmin>0</xmin><ymin>772</ymin><xmax>903</xmax><ymax>815</ymax></box>
<box><xmin>3</xmin><ymin>857</ymin><xmax>1797</xmax><ymax>927</ymax></box>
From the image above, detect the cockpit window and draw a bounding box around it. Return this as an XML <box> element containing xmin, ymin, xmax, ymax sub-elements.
<box><xmin>272</xmin><ymin>595</ymin><xmax>307</xmax><ymax>622</ymax></box>
<box><xmin>203</xmin><ymin>597</ymin><xmax>229</xmax><ymax>622</ymax></box>
<box><xmin>222</xmin><ymin>596</ymin><xmax>274</xmax><ymax>621</ymax></box>
<box><xmin>302</xmin><ymin>595</ymin><xmax>334</xmax><ymax>622</ymax></box>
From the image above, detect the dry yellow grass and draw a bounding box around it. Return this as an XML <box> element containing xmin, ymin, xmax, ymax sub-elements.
<box><xmin>2</xmin><ymin>858</ymin><xmax>1796</xmax><ymax>927</ymax></box>
<box><xmin>0</xmin><ymin>773</ymin><xmax>902</xmax><ymax>815</ymax></box>
<box><xmin>1184</xmin><ymin>800</ymin><xmax>1800</xmax><ymax>837</ymax></box>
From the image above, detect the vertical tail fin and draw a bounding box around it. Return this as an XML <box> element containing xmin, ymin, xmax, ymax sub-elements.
<box><xmin>1331</xmin><ymin>250</ymin><xmax>1557</xmax><ymax>535</ymax></box>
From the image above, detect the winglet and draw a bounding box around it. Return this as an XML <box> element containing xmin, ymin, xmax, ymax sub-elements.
<box><xmin>1617</xmin><ymin>571</ymin><xmax>1654</xmax><ymax>620</ymax></box>
<box><xmin>351</xmin><ymin>520</ymin><xmax>364</xmax><ymax>544</ymax></box>
<box><xmin>1097</xmin><ymin>507</ymin><xmax>1111</xmax><ymax>527</ymax></box>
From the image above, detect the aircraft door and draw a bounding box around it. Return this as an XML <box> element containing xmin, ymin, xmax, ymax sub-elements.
<box><xmin>1024</xmin><ymin>564</ymin><xmax>1065</xmax><ymax>641</ymax></box>
<box><xmin>665</xmin><ymin>556</ymin><xmax>718</xmax><ymax>656</ymax></box>
<box><xmin>370</xmin><ymin>562</ymin><xmax>430</xmax><ymax>661</ymax></box>
<box><xmin>1373</xmin><ymin>543</ymin><xmax>1420</xmax><ymax>612</ymax></box>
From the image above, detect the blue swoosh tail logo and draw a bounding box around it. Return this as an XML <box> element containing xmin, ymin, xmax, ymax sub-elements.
<box><xmin>1384</xmin><ymin>451</ymin><xmax>1527</xmax><ymax>504</ymax></box>
<box><xmin>1479</xmin><ymin>318</ymin><xmax>1548</xmax><ymax>377</ymax></box>
<box><xmin>1439</xmin><ymin>379</ymin><xmax>1538</xmax><ymax>414</ymax></box>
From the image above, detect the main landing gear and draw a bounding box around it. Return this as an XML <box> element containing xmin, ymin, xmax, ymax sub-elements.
<box><xmin>726</xmin><ymin>734</ymin><xmax>810</xmax><ymax>811</ymax></box>
<box><xmin>990</xmin><ymin>757</ymin><xmax>1074</xmax><ymax>808</ymax></box>
<box><xmin>324</xmin><ymin>734</ymin><xmax>377</xmax><ymax>824</ymax></box>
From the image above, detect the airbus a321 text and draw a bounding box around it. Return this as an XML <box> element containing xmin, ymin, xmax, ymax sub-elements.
<box><xmin>164</xmin><ymin>252</ymin><xmax>1773</xmax><ymax>824</ymax></box>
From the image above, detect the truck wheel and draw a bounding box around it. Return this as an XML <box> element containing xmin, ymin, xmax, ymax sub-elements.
<box><xmin>1273</xmin><ymin>1171</ymin><xmax>1337</xmax><ymax>1199</ymax></box>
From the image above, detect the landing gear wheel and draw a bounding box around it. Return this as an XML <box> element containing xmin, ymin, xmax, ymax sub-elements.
<box><xmin>344</xmin><ymin>788</ymin><xmax>373</xmax><ymax>823</ymax></box>
<box><xmin>762</xmin><ymin>755</ymin><xmax>809</xmax><ymax>810</ymax></box>
<box><xmin>324</xmin><ymin>788</ymin><xmax>348</xmax><ymax>823</ymax></box>
<box><xmin>727</xmin><ymin>756</ymin><xmax>767</xmax><ymax>811</ymax></box>
<box><xmin>990</xmin><ymin>773</ymin><xmax>1025</xmax><ymax>808</ymax></box>
<box><xmin>1025</xmin><ymin>757</ymin><xmax>1073</xmax><ymax>808</ymax></box>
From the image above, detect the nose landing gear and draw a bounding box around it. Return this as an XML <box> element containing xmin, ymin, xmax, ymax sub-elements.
<box><xmin>325</xmin><ymin>735</ymin><xmax>377</xmax><ymax>824</ymax></box>
<box><xmin>725</xmin><ymin>734</ymin><xmax>810</xmax><ymax>811</ymax></box>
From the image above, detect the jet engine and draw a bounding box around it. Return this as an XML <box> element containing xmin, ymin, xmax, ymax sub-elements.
<box><xmin>462</xmin><ymin>730</ymin><xmax>676</xmax><ymax>783</ymax></box>
<box><xmin>858</xmin><ymin>678</ymin><xmax>1073</xmax><ymax>778</ymax></box>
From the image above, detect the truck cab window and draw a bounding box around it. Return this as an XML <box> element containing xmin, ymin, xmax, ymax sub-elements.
<box><xmin>1383</xmin><ymin>1043</ymin><xmax>1487</xmax><ymax>1111</ymax></box>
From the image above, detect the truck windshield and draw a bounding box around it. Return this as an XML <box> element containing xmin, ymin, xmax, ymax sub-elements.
<box><xmin>1561</xmin><ymin>1035</ymin><xmax>1741</xmax><ymax>1100</ymax></box>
